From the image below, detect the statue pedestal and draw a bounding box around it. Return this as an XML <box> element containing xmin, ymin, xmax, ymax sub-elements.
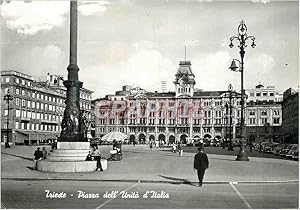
<box><xmin>37</xmin><ymin>142</ymin><xmax>108</xmax><ymax>173</ymax></box>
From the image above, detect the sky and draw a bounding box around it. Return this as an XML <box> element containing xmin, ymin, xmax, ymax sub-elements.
<box><xmin>1</xmin><ymin>0</ymin><xmax>299</xmax><ymax>99</ymax></box>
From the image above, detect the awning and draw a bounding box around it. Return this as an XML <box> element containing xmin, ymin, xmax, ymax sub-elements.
<box><xmin>15</xmin><ymin>130</ymin><xmax>30</xmax><ymax>135</ymax></box>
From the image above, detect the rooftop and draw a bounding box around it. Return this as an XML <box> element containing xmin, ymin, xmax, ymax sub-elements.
<box><xmin>1</xmin><ymin>70</ymin><xmax>34</xmax><ymax>81</ymax></box>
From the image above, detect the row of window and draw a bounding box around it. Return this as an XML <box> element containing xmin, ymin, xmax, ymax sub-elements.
<box><xmin>14</xmin><ymin>88</ymin><xmax>91</xmax><ymax>107</ymax></box>
<box><xmin>101</xmin><ymin>99</ymin><xmax>241</xmax><ymax>111</ymax></box>
<box><xmin>248</xmin><ymin>110</ymin><xmax>280</xmax><ymax>116</ymax></box>
<box><xmin>248</xmin><ymin>118</ymin><xmax>280</xmax><ymax>125</ymax></box>
<box><xmin>15</xmin><ymin>98</ymin><xmax>65</xmax><ymax>112</ymax></box>
<box><xmin>16</xmin><ymin>110</ymin><xmax>63</xmax><ymax>121</ymax></box>
<box><xmin>0</xmin><ymin>76</ymin><xmax>32</xmax><ymax>87</ymax></box>
<box><xmin>250</xmin><ymin>92</ymin><xmax>275</xmax><ymax>97</ymax></box>
<box><xmin>178</xmin><ymin>87</ymin><xmax>191</xmax><ymax>93</ymax></box>
<box><xmin>97</xmin><ymin>118</ymin><xmax>228</xmax><ymax>126</ymax></box>
<box><xmin>1</xmin><ymin>77</ymin><xmax>31</xmax><ymax>86</ymax></box>
<box><xmin>15</xmin><ymin>88</ymin><xmax>63</xmax><ymax>103</ymax></box>
<box><xmin>96</xmin><ymin>116</ymin><xmax>281</xmax><ymax>126</ymax></box>
<box><xmin>15</xmin><ymin>121</ymin><xmax>60</xmax><ymax>132</ymax></box>
<box><xmin>14</xmin><ymin>98</ymin><xmax>90</xmax><ymax>111</ymax></box>
<box><xmin>15</xmin><ymin>78</ymin><xmax>31</xmax><ymax>86</ymax></box>
<box><xmin>100</xmin><ymin>109</ymin><xmax>242</xmax><ymax>119</ymax></box>
<box><xmin>96</xmin><ymin>126</ymin><xmax>223</xmax><ymax>135</ymax></box>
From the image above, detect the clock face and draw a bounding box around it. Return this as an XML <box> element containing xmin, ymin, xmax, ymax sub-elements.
<box><xmin>179</xmin><ymin>78</ymin><xmax>186</xmax><ymax>87</ymax></box>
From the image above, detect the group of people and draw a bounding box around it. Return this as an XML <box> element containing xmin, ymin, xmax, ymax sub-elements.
<box><xmin>148</xmin><ymin>140</ymin><xmax>167</xmax><ymax>150</ymax></box>
<box><xmin>32</xmin><ymin>140</ymin><xmax>209</xmax><ymax>187</ymax></box>
<box><xmin>86</xmin><ymin>140</ymin><xmax>122</xmax><ymax>170</ymax></box>
<box><xmin>171</xmin><ymin>142</ymin><xmax>184</xmax><ymax>156</ymax></box>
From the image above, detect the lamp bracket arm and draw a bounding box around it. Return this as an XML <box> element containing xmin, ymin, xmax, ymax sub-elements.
<box><xmin>230</xmin><ymin>36</ymin><xmax>240</xmax><ymax>42</ymax></box>
<box><xmin>245</xmin><ymin>35</ymin><xmax>255</xmax><ymax>42</ymax></box>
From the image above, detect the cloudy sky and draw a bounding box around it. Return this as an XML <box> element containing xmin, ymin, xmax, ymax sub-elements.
<box><xmin>1</xmin><ymin>0</ymin><xmax>299</xmax><ymax>98</ymax></box>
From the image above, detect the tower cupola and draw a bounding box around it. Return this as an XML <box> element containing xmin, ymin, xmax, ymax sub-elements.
<box><xmin>174</xmin><ymin>61</ymin><xmax>196</xmax><ymax>97</ymax></box>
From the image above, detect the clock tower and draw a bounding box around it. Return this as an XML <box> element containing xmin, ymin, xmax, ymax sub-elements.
<box><xmin>174</xmin><ymin>61</ymin><xmax>196</xmax><ymax>97</ymax></box>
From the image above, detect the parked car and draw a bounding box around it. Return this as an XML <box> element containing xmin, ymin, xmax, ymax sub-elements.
<box><xmin>292</xmin><ymin>151</ymin><xmax>298</xmax><ymax>160</ymax></box>
<box><xmin>253</xmin><ymin>142</ymin><xmax>260</xmax><ymax>151</ymax></box>
<box><xmin>264</xmin><ymin>142</ymin><xmax>279</xmax><ymax>153</ymax></box>
<box><xmin>192</xmin><ymin>138</ymin><xmax>203</xmax><ymax>147</ymax></box>
<box><xmin>211</xmin><ymin>140</ymin><xmax>220</xmax><ymax>147</ymax></box>
<box><xmin>285</xmin><ymin>145</ymin><xmax>298</xmax><ymax>158</ymax></box>
<box><xmin>203</xmin><ymin>139</ymin><xmax>211</xmax><ymax>147</ymax></box>
<box><xmin>263</xmin><ymin>143</ymin><xmax>273</xmax><ymax>153</ymax></box>
<box><xmin>272</xmin><ymin>143</ymin><xmax>289</xmax><ymax>155</ymax></box>
<box><xmin>279</xmin><ymin>144</ymin><xmax>296</xmax><ymax>156</ymax></box>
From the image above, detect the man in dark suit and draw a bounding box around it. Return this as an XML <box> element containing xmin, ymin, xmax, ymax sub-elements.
<box><xmin>194</xmin><ymin>145</ymin><xmax>209</xmax><ymax>187</ymax></box>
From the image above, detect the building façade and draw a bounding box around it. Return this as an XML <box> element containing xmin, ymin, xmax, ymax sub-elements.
<box><xmin>92</xmin><ymin>60</ymin><xmax>283</xmax><ymax>144</ymax></box>
<box><xmin>1</xmin><ymin>70</ymin><xmax>93</xmax><ymax>145</ymax></box>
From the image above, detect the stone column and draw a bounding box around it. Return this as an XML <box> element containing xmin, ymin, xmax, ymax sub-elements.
<box><xmin>36</xmin><ymin>1</ymin><xmax>104</xmax><ymax>172</ymax></box>
<box><xmin>59</xmin><ymin>1</ymin><xmax>85</xmax><ymax>143</ymax></box>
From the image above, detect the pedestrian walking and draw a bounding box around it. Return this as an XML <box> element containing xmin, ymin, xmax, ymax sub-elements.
<box><xmin>172</xmin><ymin>143</ymin><xmax>177</xmax><ymax>153</ymax></box>
<box><xmin>193</xmin><ymin>146</ymin><xmax>209</xmax><ymax>187</ymax></box>
<box><xmin>178</xmin><ymin>142</ymin><xmax>183</xmax><ymax>156</ymax></box>
<box><xmin>249</xmin><ymin>141</ymin><xmax>253</xmax><ymax>152</ymax></box>
<box><xmin>149</xmin><ymin>141</ymin><xmax>153</xmax><ymax>150</ymax></box>
<box><xmin>222</xmin><ymin>140</ymin><xmax>225</xmax><ymax>149</ymax></box>
<box><xmin>32</xmin><ymin>147</ymin><xmax>43</xmax><ymax>170</ymax></box>
<box><xmin>90</xmin><ymin>146</ymin><xmax>103</xmax><ymax>171</ymax></box>
<box><xmin>41</xmin><ymin>147</ymin><xmax>48</xmax><ymax>159</ymax></box>
<box><xmin>155</xmin><ymin>141</ymin><xmax>159</xmax><ymax>148</ymax></box>
<box><xmin>259</xmin><ymin>142</ymin><xmax>263</xmax><ymax>153</ymax></box>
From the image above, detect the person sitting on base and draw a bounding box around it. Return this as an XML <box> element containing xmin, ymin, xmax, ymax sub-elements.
<box><xmin>42</xmin><ymin>147</ymin><xmax>48</xmax><ymax>159</ymax></box>
<box><xmin>90</xmin><ymin>146</ymin><xmax>103</xmax><ymax>171</ymax></box>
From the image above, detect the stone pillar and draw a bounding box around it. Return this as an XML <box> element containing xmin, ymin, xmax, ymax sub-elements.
<box><xmin>37</xmin><ymin>1</ymin><xmax>106</xmax><ymax>172</ymax></box>
<box><xmin>58</xmin><ymin>1</ymin><xmax>86</xmax><ymax>143</ymax></box>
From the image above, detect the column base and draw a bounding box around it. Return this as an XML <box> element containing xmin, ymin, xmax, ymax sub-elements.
<box><xmin>236</xmin><ymin>152</ymin><xmax>249</xmax><ymax>161</ymax></box>
<box><xmin>227</xmin><ymin>145</ymin><xmax>234</xmax><ymax>151</ymax></box>
<box><xmin>36</xmin><ymin>142</ymin><xmax>108</xmax><ymax>172</ymax></box>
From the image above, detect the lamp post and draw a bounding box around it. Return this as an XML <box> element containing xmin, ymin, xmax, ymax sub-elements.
<box><xmin>228</xmin><ymin>84</ymin><xmax>234</xmax><ymax>151</ymax></box>
<box><xmin>225</xmin><ymin>102</ymin><xmax>228</xmax><ymax>146</ymax></box>
<box><xmin>4</xmin><ymin>89</ymin><xmax>13</xmax><ymax>148</ymax></box>
<box><xmin>229</xmin><ymin>20</ymin><xmax>256</xmax><ymax>161</ymax></box>
<box><xmin>223</xmin><ymin>84</ymin><xmax>234</xmax><ymax>151</ymax></box>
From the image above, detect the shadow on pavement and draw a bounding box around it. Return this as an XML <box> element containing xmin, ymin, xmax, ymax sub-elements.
<box><xmin>209</xmin><ymin>157</ymin><xmax>236</xmax><ymax>162</ymax></box>
<box><xmin>123</xmin><ymin>150</ymin><xmax>146</xmax><ymax>154</ymax></box>
<box><xmin>2</xmin><ymin>152</ymin><xmax>32</xmax><ymax>161</ymax></box>
<box><xmin>163</xmin><ymin>154</ymin><xmax>179</xmax><ymax>157</ymax></box>
<box><xmin>158</xmin><ymin>175</ymin><xmax>195</xmax><ymax>186</ymax></box>
<box><xmin>26</xmin><ymin>166</ymin><xmax>35</xmax><ymax>170</ymax></box>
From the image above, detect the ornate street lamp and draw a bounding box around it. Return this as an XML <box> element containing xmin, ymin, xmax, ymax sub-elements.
<box><xmin>223</xmin><ymin>84</ymin><xmax>235</xmax><ymax>151</ymax></box>
<box><xmin>229</xmin><ymin>20</ymin><xmax>256</xmax><ymax>161</ymax></box>
<box><xmin>4</xmin><ymin>89</ymin><xmax>13</xmax><ymax>148</ymax></box>
<box><xmin>227</xmin><ymin>84</ymin><xmax>234</xmax><ymax>151</ymax></box>
<box><xmin>224</xmin><ymin>102</ymin><xmax>228</xmax><ymax>146</ymax></box>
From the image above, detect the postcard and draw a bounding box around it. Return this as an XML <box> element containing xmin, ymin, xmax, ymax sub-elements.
<box><xmin>1</xmin><ymin>0</ymin><xmax>298</xmax><ymax>209</ymax></box>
